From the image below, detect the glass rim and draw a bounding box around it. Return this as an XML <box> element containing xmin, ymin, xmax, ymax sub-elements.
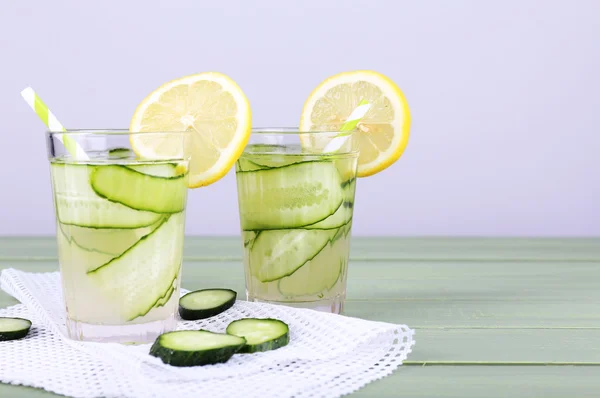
<box><xmin>251</xmin><ymin>127</ymin><xmax>356</xmax><ymax>135</ymax></box>
<box><xmin>47</xmin><ymin>129</ymin><xmax>190</xmax><ymax>136</ymax></box>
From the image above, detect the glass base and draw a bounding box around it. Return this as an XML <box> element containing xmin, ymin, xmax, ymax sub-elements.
<box><xmin>247</xmin><ymin>294</ymin><xmax>344</xmax><ymax>314</ymax></box>
<box><xmin>65</xmin><ymin>315</ymin><xmax>177</xmax><ymax>344</ymax></box>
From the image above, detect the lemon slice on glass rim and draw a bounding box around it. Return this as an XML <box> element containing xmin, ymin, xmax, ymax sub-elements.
<box><xmin>300</xmin><ymin>70</ymin><xmax>411</xmax><ymax>177</ymax></box>
<box><xmin>130</xmin><ymin>72</ymin><xmax>252</xmax><ymax>188</ymax></box>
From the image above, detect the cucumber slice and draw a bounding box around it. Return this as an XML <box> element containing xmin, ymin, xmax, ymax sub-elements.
<box><xmin>304</xmin><ymin>202</ymin><xmax>349</xmax><ymax>229</ymax></box>
<box><xmin>243</xmin><ymin>231</ymin><xmax>260</xmax><ymax>248</ymax></box>
<box><xmin>57</xmin><ymin>218</ymin><xmax>168</xmax><ymax>273</ymax></box>
<box><xmin>87</xmin><ymin>212</ymin><xmax>185</xmax><ymax>321</ymax></box>
<box><xmin>91</xmin><ymin>165</ymin><xmax>187</xmax><ymax>214</ymax></box>
<box><xmin>179</xmin><ymin>289</ymin><xmax>237</xmax><ymax>320</ymax></box>
<box><xmin>108</xmin><ymin>148</ymin><xmax>133</xmax><ymax>159</ymax></box>
<box><xmin>305</xmin><ymin>177</ymin><xmax>355</xmax><ymax>229</ymax></box>
<box><xmin>127</xmin><ymin>163</ymin><xmax>183</xmax><ymax>178</ymax></box>
<box><xmin>342</xmin><ymin>178</ymin><xmax>356</xmax><ymax>200</ymax></box>
<box><xmin>226</xmin><ymin>318</ymin><xmax>289</xmax><ymax>353</ymax></box>
<box><xmin>237</xmin><ymin>161</ymin><xmax>343</xmax><ymax>230</ymax></box>
<box><xmin>0</xmin><ymin>317</ymin><xmax>32</xmax><ymax>341</ymax></box>
<box><xmin>238</xmin><ymin>153</ymin><xmax>310</xmax><ymax>171</ymax></box>
<box><xmin>57</xmin><ymin>224</ymin><xmax>116</xmax><ymax>272</ymax></box>
<box><xmin>250</xmin><ymin>229</ymin><xmax>337</xmax><ymax>282</ymax></box>
<box><xmin>237</xmin><ymin>158</ymin><xmax>266</xmax><ymax>172</ymax></box>
<box><xmin>55</xmin><ymin>194</ymin><xmax>162</xmax><ymax>229</ymax></box>
<box><xmin>52</xmin><ymin>164</ymin><xmax>162</xmax><ymax>229</ymax></box>
<box><xmin>249</xmin><ymin>155</ymin><xmax>306</xmax><ymax>169</ymax></box>
<box><xmin>150</xmin><ymin>330</ymin><xmax>246</xmax><ymax>367</ymax></box>
<box><xmin>155</xmin><ymin>285</ymin><xmax>175</xmax><ymax>308</ymax></box>
<box><xmin>341</xmin><ymin>177</ymin><xmax>356</xmax><ymax>189</ymax></box>
<box><xmin>151</xmin><ymin>274</ymin><xmax>178</xmax><ymax>310</ymax></box>
<box><xmin>278</xmin><ymin>226</ymin><xmax>349</xmax><ymax>297</ymax></box>
<box><xmin>59</xmin><ymin>217</ymin><xmax>164</xmax><ymax>256</ymax></box>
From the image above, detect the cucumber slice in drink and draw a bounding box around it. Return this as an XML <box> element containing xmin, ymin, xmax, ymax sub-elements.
<box><xmin>237</xmin><ymin>158</ymin><xmax>267</xmax><ymax>172</ymax></box>
<box><xmin>304</xmin><ymin>202</ymin><xmax>350</xmax><ymax>229</ymax></box>
<box><xmin>0</xmin><ymin>317</ymin><xmax>32</xmax><ymax>341</ymax></box>
<box><xmin>108</xmin><ymin>148</ymin><xmax>133</xmax><ymax>159</ymax></box>
<box><xmin>155</xmin><ymin>285</ymin><xmax>176</xmax><ymax>308</ymax></box>
<box><xmin>127</xmin><ymin>163</ymin><xmax>183</xmax><ymax>178</ymax></box>
<box><xmin>249</xmin><ymin>155</ymin><xmax>305</xmax><ymax>169</ymax></box>
<box><xmin>57</xmin><ymin>218</ymin><xmax>168</xmax><ymax>273</ymax></box>
<box><xmin>60</xmin><ymin>217</ymin><xmax>165</xmax><ymax>256</ymax></box>
<box><xmin>87</xmin><ymin>212</ymin><xmax>185</xmax><ymax>321</ymax></box>
<box><xmin>278</xmin><ymin>226</ymin><xmax>348</xmax><ymax>297</ymax></box>
<box><xmin>151</xmin><ymin>274</ymin><xmax>178</xmax><ymax>310</ymax></box>
<box><xmin>150</xmin><ymin>330</ymin><xmax>246</xmax><ymax>367</ymax></box>
<box><xmin>243</xmin><ymin>231</ymin><xmax>260</xmax><ymax>248</ymax></box>
<box><xmin>226</xmin><ymin>318</ymin><xmax>289</xmax><ymax>353</ymax></box>
<box><xmin>305</xmin><ymin>177</ymin><xmax>355</xmax><ymax>229</ymax></box>
<box><xmin>52</xmin><ymin>164</ymin><xmax>162</xmax><ymax>229</ymax></box>
<box><xmin>91</xmin><ymin>165</ymin><xmax>187</xmax><ymax>214</ymax></box>
<box><xmin>250</xmin><ymin>229</ymin><xmax>337</xmax><ymax>282</ymax></box>
<box><xmin>237</xmin><ymin>161</ymin><xmax>343</xmax><ymax>230</ymax></box>
<box><xmin>55</xmin><ymin>194</ymin><xmax>162</xmax><ymax>229</ymax></box>
<box><xmin>57</xmin><ymin>224</ymin><xmax>116</xmax><ymax>272</ymax></box>
<box><xmin>179</xmin><ymin>289</ymin><xmax>237</xmax><ymax>320</ymax></box>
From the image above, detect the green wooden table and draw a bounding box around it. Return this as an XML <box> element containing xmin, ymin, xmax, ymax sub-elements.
<box><xmin>1</xmin><ymin>237</ymin><xmax>599</xmax><ymax>397</ymax></box>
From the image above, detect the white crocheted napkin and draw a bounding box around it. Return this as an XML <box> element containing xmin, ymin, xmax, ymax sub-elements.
<box><xmin>0</xmin><ymin>268</ymin><xmax>415</xmax><ymax>398</ymax></box>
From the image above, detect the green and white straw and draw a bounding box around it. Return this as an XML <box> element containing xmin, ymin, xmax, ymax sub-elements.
<box><xmin>324</xmin><ymin>99</ymin><xmax>372</xmax><ymax>152</ymax></box>
<box><xmin>20</xmin><ymin>87</ymin><xmax>89</xmax><ymax>160</ymax></box>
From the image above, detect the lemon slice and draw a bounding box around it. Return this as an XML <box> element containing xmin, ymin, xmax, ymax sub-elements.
<box><xmin>300</xmin><ymin>70</ymin><xmax>410</xmax><ymax>177</ymax></box>
<box><xmin>130</xmin><ymin>72</ymin><xmax>252</xmax><ymax>188</ymax></box>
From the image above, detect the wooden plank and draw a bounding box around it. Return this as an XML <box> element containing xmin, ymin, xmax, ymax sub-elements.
<box><xmin>354</xmin><ymin>366</ymin><xmax>600</xmax><ymax>398</ymax></box>
<box><xmin>1</xmin><ymin>237</ymin><xmax>600</xmax><ymax>261</ymax></box>
<box><xmin>0</xmin><ymin>385</ymin><xmax>52</xmax><ymax>398</ymax></box>
<box><xmin>4</xmin><ymin>260</ymin><xmax>598</xmax><ymax>302</ymax></box>
<box><xmin>1</xmin><ymin>365</ymin><xmax>599</xmax><ymax>398</ymax></box>
<box><xmin>2</xmin><ymin>259</ymin><xmax>600</xmax><ymax>328</ymax></box>
<box><xmin>408</xmin><ymin>329</ymin><xmax>600</xmax><ymax>363</ymax></box>
<box><xmin>344</xmin><ymin>300</ymin><xmax>600</xmax><ymax>328</ymax></box>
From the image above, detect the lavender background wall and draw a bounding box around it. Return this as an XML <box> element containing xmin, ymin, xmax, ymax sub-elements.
<box><xmin>0</xmin><ymin>0</ymin><xmax>598</xmax><ymax>236</ymax></box>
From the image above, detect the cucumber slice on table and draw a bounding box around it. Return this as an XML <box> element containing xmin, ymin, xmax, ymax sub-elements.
<box><xmin>91</xmin><ymin>165</ymin><xmax>187</xmax><ymax>214</ymax></box>
<box><xmin>51</xmin><ymin>164</ymin><xmax>162</xmax><ymax>229</ymax></box>
<box><xmin>150</xmin><ymin>330</ymin><xmax>246</xmax><ymax>367</ymax></box>
<box><xmin>226</xmin><ymin>318</ymin><xmax>289</xmax><ymax>353</ymax></box>
<box><xmin>237</xmin><ymin>161</ymin><xmax>343</xmax><ymax>230</ymax></box>
<box><xmin>87</xmin><ymin>212</ymin><xmax>185</xmax><ymax>321</ymax></box>
<box><xmin>0</xmin><ymin>317</ymin><xmax>32</xmax><ymax>341</ymax></box>
<box><xmin>249</xmin><ymin>229</ymin><xmax>337</xmax><ymax>282</ymax></box>
<box><xmin>179</xmin><ymin>289</ymin><xmax>237</xmax><ymax>320</ymax></box>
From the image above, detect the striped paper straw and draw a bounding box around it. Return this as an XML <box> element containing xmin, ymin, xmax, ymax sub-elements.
<box><xmin>323</xmin><ymin>99</ymin><xmax>372</xmax><ymax>153</ymax></box>
<box><xmin>20</xmin><ymin>87</ymin><xmax>89</xmax><ymax>160</ymax></box>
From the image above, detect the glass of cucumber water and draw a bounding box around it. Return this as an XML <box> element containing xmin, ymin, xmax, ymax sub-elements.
<box><xmin>236</xmin><ymin>128</ymin><xmax>359</xmax><ymax>314</ymax></box>
<box><xmin>47</xmin><ymin>130</ymin><xmax>189</xmax><ymax>343</ymax></box>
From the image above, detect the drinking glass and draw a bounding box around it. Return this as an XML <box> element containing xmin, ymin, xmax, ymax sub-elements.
<box><xmin>235</xmin><ymin>128</ymin><xmax>358</xmax><ymax>314</ymax></box>
<box><xmin>47</xmin><ymin>130</ymin><xmax>188</xmax><ymax>343</ymax></box>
